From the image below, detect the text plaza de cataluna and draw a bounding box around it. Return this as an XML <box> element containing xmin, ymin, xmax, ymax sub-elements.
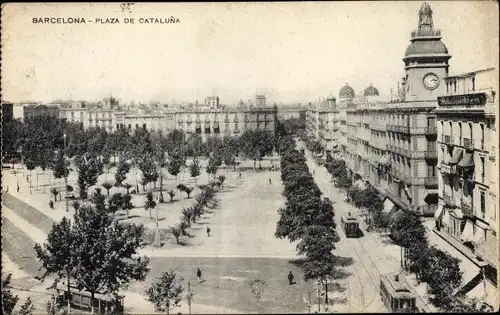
<box><xmin>1</xmin><ymin>2</ymin><xmax>498</xmax><ymax>315</ymax></box>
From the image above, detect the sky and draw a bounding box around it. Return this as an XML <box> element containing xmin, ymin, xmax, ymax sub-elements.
<box><xmin>2</xmin><ymin>1</ymin><xmax>499</xmax><ymax>105</ymax></box>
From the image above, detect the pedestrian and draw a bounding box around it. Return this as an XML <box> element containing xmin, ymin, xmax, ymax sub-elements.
<box><xmin>206</xmin><ymin>226</ymin><xmax>211</xmax><ymax>237</ymax></box>
<box><xmin>239</xmin><ymin>172</ymin><xmax>241</xmax><ymax>178</ymax></box>
<box><xmin>269</xmin><ymin>178</ymin><xmax>272</xmax><ymax>184</ymax></box>
<box><xmin>6</xmin><ymin>185</ymin><xmax>9</xmax><ymax>193</ymax></box>
<box><xmin>17</xmin><ymin>181</ymin><xmax>19</xmax><ymax>192</ymax></box>
<box><xmin>197</xmin><ymin>268</ymin><xmax>202</xmax><ymax>283</ymax></box>
<box><xmin>313</xmin><ymin>170</ymin><xmax>316</xmax><ymax>175</ymax></box>
<box><xmin>288</xmin><ymin>271</ymin><xmax>294</xmax><ymax>285</ymax></box>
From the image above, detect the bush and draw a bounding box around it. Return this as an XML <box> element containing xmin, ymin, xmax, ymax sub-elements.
<box><xmin>49</xmin><ymin>200</ymin><xmax>54</xmax><ymax>209</ymax></box>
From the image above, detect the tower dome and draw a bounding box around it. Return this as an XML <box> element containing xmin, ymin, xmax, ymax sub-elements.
<box><xmin>339</xmin><ymin>83</ymin><xmax>355</xmax><ymax>99</ymax></box>
<box><xmin>364</xmin><ymin>84</ymin><xmax>379</xmax><ymax>97</ymax></box>
<box><xmin>403</xmin><ymin>2</ymin><xmax>450</xmax><ymax>60</ymax></box>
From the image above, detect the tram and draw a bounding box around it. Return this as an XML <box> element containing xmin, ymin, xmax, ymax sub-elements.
<box><xmin>380</xmin><ymin>273</ymin><xmax>417</xmax><ymax>313</ymax></box>
<box><xmin>340</xmin><ymin>213</ymin><xmax>361</xmax><ymax>238</ymax></box>
<box><xmin>55</xmin><ymin>283</ymin><xmax>124</xmax><ymax>314</ymax></box>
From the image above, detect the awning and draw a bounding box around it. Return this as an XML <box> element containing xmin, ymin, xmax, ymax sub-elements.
<box><xmin>383</xmin><ymin>198</ymin><xmax>396</xmax><ymax>214</ymax></box>
<box><xmin>379</xmin><ymin>154</ymin><xmax>391</xmax><ymax>166</ymax></box>
<box><xmin>434</xmin><ymin>204</ymin><xmax>444</xmax><ymax>219</ymax></box>
<box><xmin>473</xmin><ymin>226</ymin><xmax>485</xmax><ymax>245</ymax></box>
<box><xmin>458</xmin><ymin>153</ymin><xmax>475</xmax><ymax>168</ymax></box>
<box><xmin>443</xmin><ymin>151</ymin><xmax>451</xmax><ymax>164</ymax></box>
<box><xmin>461</xmin><ymin>220</ymin><xmax>475</xmax><ymax>243</ymax></box>
<box><xmin>425</xmin><ymin>193</ymin><xmax>439</xmax><ymax>203</ymax></box>
<box><xmin>449</xmin><ymin>149</ymin><xmax>464</xmax><ymax>165</ymax></box>
<box><xmin>452</xmin><ymin>209</ymin><xmax>464</xmax><ymax>219</ymax></box>
<box><xmin>442</xmin><ymin>209</ymin><xmax>451</xmax><ymax>226</ymax></box>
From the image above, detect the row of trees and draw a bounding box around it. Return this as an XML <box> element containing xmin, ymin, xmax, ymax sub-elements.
<box><xmin>275</xmin><ymin>135</ymin><xmax>340</xmax><ymax>304</ymax></box>
<box><xmin>390</xmin><ymin>210</ymin><xmax>480</xmax><ymax>311</ymax></box>
<box><xmin>301</xmin><ymin>135</ymin><xmax>480</xmax><ymax>312</ymax></box>
<box><xmin>3</xmin><ymin>115</ymin><xmax>281</xmax><ymax>197</ymax></box>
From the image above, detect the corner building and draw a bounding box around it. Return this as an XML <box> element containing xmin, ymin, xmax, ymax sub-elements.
<box><xmin>344</xmin><ymin>3</ymin><xmax>446</xmax><ymax>216</ymax></box>
<box><xmin>434</xmin><ymin>68</ymin><xmax>497</xmax><ymax>299</ymax></box>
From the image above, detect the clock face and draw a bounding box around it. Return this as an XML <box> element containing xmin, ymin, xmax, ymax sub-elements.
<box><xmin>423</xmin><ymin>73</ymin><xmax>440</xmax><ymax>90</ymax></box>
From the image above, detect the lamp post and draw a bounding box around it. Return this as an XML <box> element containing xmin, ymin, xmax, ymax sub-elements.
<box><xmin>64</xmin><ymin>134</ymin><xmax>69</xmax><ymax>212</ymax></box>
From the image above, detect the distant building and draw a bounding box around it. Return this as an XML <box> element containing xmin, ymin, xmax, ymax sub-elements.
<box><xmin>205</xmin><ymin>96</ymin><xmax>220</xmax><ymax>108</ymax></box>
<box><xmin>2</xmin><ymin>102</ymin><xmax>14</xmax><ymax>123</ymax></box>
<box><xmin>22</xmin><ymin>104</ymin><xmax>60</xmax><ymax>121</ymax></box>
<box><xmin>306</xmin><ymin>96</ymin><xmax>340</xmax><ymax>154</ymax></box>
<box><xmin>276</xmin><ymin>105</ymin><xmax>307</xmax><ymax>120</ymax></box>
<box><xmin>256</xmin><ymin>95</ymin><xmax>266</xmax><ymax>106</ymax></box>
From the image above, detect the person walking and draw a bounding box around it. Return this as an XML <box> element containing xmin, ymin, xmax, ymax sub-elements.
<box><xmin>269</xmin><ymin>178</ymin><xmax>272</xmax><ymax>184</ymax></box>
<box><xmin>288</xmin><ymin>271</ymin><xmax>294</xmax><ymax>285</ymax></box>
<box><xmin>239</xmin><ymin>172</ymin><xmax>241</xmax><ymax>178</ymax></box>
<box><xmin>197</xmin><ymin>268</ymin><xmax>202</xmax><ymax>283</ymax></box>
<box><xmin>17</xmin><ymin>181</ymin><xmax>20</xmax><ymax>192</ymax></box>
<box><xmin>206</xmin><ymin>226</ymin><xmax>211</xmax><ymax>237</ymax></box>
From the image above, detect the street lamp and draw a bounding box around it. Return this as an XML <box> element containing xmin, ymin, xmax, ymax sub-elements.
<box><xmin>64</xmin><ymin>134</ymin><xmax>69</xmax><ymax>212</ymax></box>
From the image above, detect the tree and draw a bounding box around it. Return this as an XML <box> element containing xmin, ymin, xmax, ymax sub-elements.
<box><xmin>71</xmin><ymin>200</ymin><xmax>81</xmax><ymax>213</ymax></box>
<box><xmin>138</xmin><ymin>155</ymin><xmax>159</xmax><ymax>189</ymax></box>
<box><xmin>114</xmin><ymin>160</ymin><xmax>131</xmax><ymax>187</ymax></box>
<box><xmin>168</xmin><ymin>190</ymin><xmax>176</xmax><ymax>202</ymax></box>
<box><xmin>122</xmin><ymin>194</ymin><xmax>134</xmax><ymax>215</ymax></box>
<box><xmin>390</xmin><ymin>210</ymin><xmax>427</xmax><ymax>268</ymax></box>
<box><xmin>70</xmin><ymin>203</ymin><xmax>150</xmax><ymax>313</ymax></box>
<box><xmin>185</xmin><ymin>186</ymin><xmax>194</xmax><ymax>199</ymax></box>
<box><xmin>75</xmin><ymin>155</ymin><xmax>101</xmax><ymax>199</ymax></box>
<box><xmin>418</xmin><ymin>246</ymin><xmax>463</xmax><ymax>308</ymax></box>
<box><xmin>145</xmin><ymin>192</ymin><xmax>157</xmax><ymax>219</ymax></box>
<box><xmin>170</xmin><ymin>226</ymin><xmax>182</xmax><ymax>245</ymax></box>
<box><xmin>167</xmin><ymin>152</ymin><xmax>183</xmax><ymax>180</ymax></box>
<box><xmin>123</xmin><ymin>183</ymin><xmax>133</xmax><ymax>195</ymax></box>
<box><xmin>1</xmin><ymin>273</ymin><xmax>19</xmax><ymax>315</ymax></box>
<box><xmin>102</xmin><ymin>182</ymin><xmax>113</xmax><ymax>196</ymax></box>
<box><xmin>145</xmin><ymin>270</ymin><xmax>184</xmax><ymax>315</ymax></box>
<box><xmin>189</xmin><ymin>156</ymin><xmax>201</xmax><ymax>184</ymax></box>
<box><xmin>34</xmin><ymin>217</ymin><xmax>74</xmax><ymax>314</ymax></box>
<box><xmin>108</xmin><ymin>193</ymin><xmax>124</xmax><ymax>215</ymax></box>
<box><xmin>50</xmin><ymin>188</ymin><xmax>59</xmax><ymax>202</ymax></box>
<box><xmin>19</xmin><ymin>297</ymin><xmax>35</xmax><ymax>315</ymax></box>
<box><xmin>52</xmin><ymin>150</ymin><xmax>69</xmax><ymax>180</ymax></box>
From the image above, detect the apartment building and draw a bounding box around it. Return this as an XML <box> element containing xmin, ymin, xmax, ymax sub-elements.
<box><xmin>305</xmin><ymin>96</ymin><xmax>340</xmax><ymax>154</ymax></box>
<box><xmin>434</xmin><ymin>67</ymin><xmax>497</xmax><ymax>271</ymax></box>
<box><xmin>58</xmin><ymin>97</ymin><xmax>277</xmax><ymax>140</ymax></box>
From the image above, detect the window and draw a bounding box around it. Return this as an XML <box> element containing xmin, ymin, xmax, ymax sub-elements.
<box><xmin>446</xmin><ymin>81</ymin><xmax>449</xmax><ymax>94</ymax></box>
<box><xmin>143</xmin><ymin>124</ymin><xmax>147</xmax><ymax>130</ymax></box>
<box><xmin>135</xmin><ymin>124</ymin><xmax>139</xmax><ymax>129</ymax></box>
<box><xmin>480</xmin><ymin>192</ymin><xmax>486</xmax><ymax>219</ymax></box>
<box><xmin>480</xmin><ymin>157</ymin><xmax>485</xmax><ymax>181</ymax></box>
<box><xmin>472</xmin><ymin>77</ymin><xmax>476</xmax><ymax>91</ymax></box>
<box><xmin>128</xmin><ymin>124</ymin><xmax>131</xmax><ymax>129</ymax></box>
<box><xmin>454</xmin><ymin>80</ymin><xmax>457</xmax><ymax>92</ymax></box>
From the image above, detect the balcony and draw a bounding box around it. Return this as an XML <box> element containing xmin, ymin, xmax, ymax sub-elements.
<box><xmin>424</xmin><ymin>125</ymin><xmax>437</xmax><ymax>135</ymax></box>
<box><xmin>387</xmin><ymin>124</ymin><xmax>398</xmax><ymax>132</ymax></box>
<box><xmin>461</xmin><ymin>200</ymin><xmax>473</xmax><ymax>217</ymax></box>
<box><xmin>443</xmin><ymin>194</ymin><xmax>455</xmax><ymax>207</ymax></box>
<box><xmin>400</xmin><ymin>148</ymin><xmax>411</xmax><ymax>157</ymax></box>
<box><xmin>424</xmin><ymin>177</ymin><xmax>438</xmax><ymax>188</ymax></box>
<box><xmin>463</xmin><ymin>138</ymin><xmax>474</xmax><ymax>150</ymax></box>
<box><xmin>443</xmin><ymin>135</ymin><xmax>452</xmax><ymax>145</ymax></box>
<box><xmin>424</xmin><ymin>150</ymin><xmax>437</xmax><ymax>159</ymax></box>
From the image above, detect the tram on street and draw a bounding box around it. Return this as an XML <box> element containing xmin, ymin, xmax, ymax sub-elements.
<box><xmin>380</xmin><ymin>273</ymin><xmax>417</xmax><ymax>313</ymax></box>
<box><xmin>54</xmin><ymin>282</ymin><xmax>124</xmax><ymax>314</ymax></box>
<box><xmin>340</xmin><ymin>213</ymin><xmax>361</xmax><ymax>238</ymax></box>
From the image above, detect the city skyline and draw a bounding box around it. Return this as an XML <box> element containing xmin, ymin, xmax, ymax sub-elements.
<box><xmin>2</xmin><ymin>1</ymin><xmax>499</xmax><ymax>104</ymax></box>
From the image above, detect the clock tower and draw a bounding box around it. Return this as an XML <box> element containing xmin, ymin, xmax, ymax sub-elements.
<box><xmin>402</xmin><ymin>3</ymin><xmax>451</xmax><ymax>102</ymax></box>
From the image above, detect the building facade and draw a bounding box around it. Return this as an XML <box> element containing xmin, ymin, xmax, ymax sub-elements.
<box><xmin>306</xmin><ymin>97</ymin><xmax>340</xmax><ymax>154</ymax></box>
<box><xmin>435</xmin><ymin>67</ymin><xmax>497</xmax><ymax>272</ymax></box>
<box><xmin>2</xmin><ymin>102</ymin><xmax>14</xmax><ymax>123</ymax></box>
<box><xmin>59</xmin><ymin>100</ymin><xmax>277</xmax><ymax>140</ymax></box>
